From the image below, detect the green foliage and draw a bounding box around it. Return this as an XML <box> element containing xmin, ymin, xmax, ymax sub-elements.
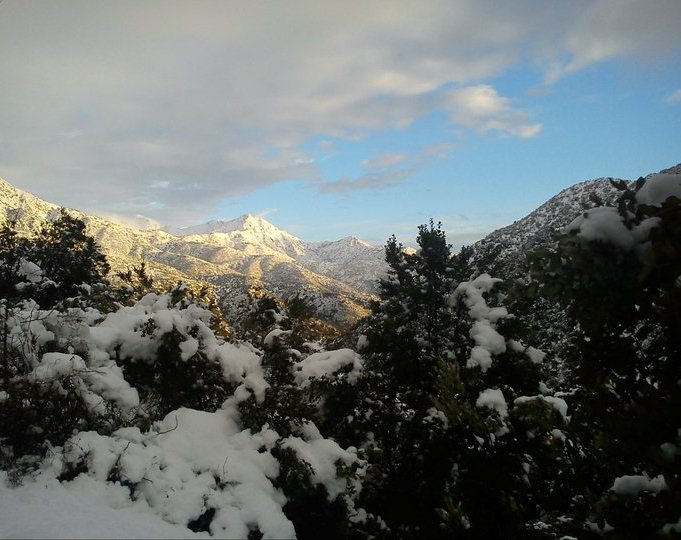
<box><xmin>31</xmin><ymin>209</ymin><xmax>110</xmax><ymax>308</ymax></box>
<box><xmin>332</xmin><ymin>220</ymin><xmax>566</xmax><ymax>539</ymax></box>
<box><xmin>529</xmin><ymin>180</ymin><xmax>681</xmax><ymax>537</ymax></box>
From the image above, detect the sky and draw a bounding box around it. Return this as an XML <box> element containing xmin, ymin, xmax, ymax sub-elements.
<box><xmin>1</xmin><ymin>0</ymin><xmax>680</xmax><ymax>248</ymax></box>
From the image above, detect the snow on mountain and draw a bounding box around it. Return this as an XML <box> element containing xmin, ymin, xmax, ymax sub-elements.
<box><xmin>163</xmin><ymin>213</ymin><xmax>387</xmax><ymax>299</ymax></box>
<box><xmin>174</xmin><ymin>214</ymin><xmax>307</xmax><ymax>258</ymax></box>
<box><xmin>0</xmin><ymin>177</ymin><xmax>379</xmax><ymax>324</ymax></box>
<box><xmin>301</xmin><ymin>236</ymin><xmax>385</xmax><ymax>292</ymax></box>
<box><xmin>471</xmin><ymin>176</ymin><xmax>628</xmax><ymax>275</ymax></box>
<box><xmin>656</xmin><ymin>163</ymin><xmax>681</xmax><ymax>175</ymax></box>
<box><xmin>470</xmin><ymin>162</ymin><xmax>681</xmax><ymax>273</ymax></box>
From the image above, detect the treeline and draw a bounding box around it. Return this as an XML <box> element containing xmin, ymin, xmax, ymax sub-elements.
<box><xmin>1</xmin><ymin>178</ymin><xmax>680</xmax><ymax>539</ymax></box>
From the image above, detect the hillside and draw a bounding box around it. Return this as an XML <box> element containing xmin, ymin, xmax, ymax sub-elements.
<box><xmin>0</xmin><ymin>177</ymin><xmax>382</xmax><ymax>324</ymax></box>
<box><xmin>471</xmin><ymin>176</ymin><xmax>626</xmax><ymax>276</ymax></box>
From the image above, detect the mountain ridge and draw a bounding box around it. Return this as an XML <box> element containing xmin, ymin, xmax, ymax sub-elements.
<box><xmin>0</xmin><ymin>176</ymin><xmax>381</xmax><ymax>324</ymax></box>
<box><xmin>471</xmin><ymin>175</ymin><xmax>629</xmax><ymax>275</ymax></box>
<box><xmin>3</xmin><ymin>162</ymin><xmax>677</xmax><ymax>325</ymax></box>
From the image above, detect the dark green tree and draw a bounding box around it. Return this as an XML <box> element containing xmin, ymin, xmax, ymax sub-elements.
<box><xmin>327</xmin><ymin>221</ymin><xmax>568</xmax><ymax>539</ymax></box>
<box><xmin>31</xmin><ymin>209</ymin><xmax>110</xmax><ymax>308</ymax></box>
<box><xmin>528</xmin><ymin>177</ymin><xmax>681</xmax><ymax>538</ymax></box>
<box><xmin>366</xmin><ymin>221</ymin><xmax>462</xmax><ymax>399</ymax></box>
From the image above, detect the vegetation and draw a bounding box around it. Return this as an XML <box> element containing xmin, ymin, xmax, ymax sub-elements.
<box><xmin>1</xmin><ymin>176</ymin><xmax>680</xmax><ymax>538</ymax></box>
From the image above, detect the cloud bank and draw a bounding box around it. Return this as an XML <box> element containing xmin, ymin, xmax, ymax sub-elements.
<box><xmin>1</xmin><ymin>0</ymin><xmax>680</xmax><ymax>225</ymax></box>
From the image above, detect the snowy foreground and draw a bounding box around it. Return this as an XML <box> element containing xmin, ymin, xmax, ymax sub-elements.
<box><xmin>0</xmin><ymin>283</ymin><xmax>364</xmax><ymax>539</ymax></box>
<box><xmin>2</xmin><ymin>172</ymin><xmax>680</xmax><ymax>538</ymax></box>
<box><xmin>0</xmin><ymin>473</ymin><xmax>207</xmax><ymax>539</ymax></box>
<box><xmin>0</xmin><ymin>272</ymin><xmax>557</xmax><ymax>539</ymax></box>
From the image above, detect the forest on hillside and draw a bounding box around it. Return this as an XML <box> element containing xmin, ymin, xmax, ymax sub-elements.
<box><xmin>1</xmin><ymin>177</ymin><xmax>680</xmax><ymax>539</ymax></box>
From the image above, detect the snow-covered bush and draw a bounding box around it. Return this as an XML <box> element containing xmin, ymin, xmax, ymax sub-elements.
<box><xmin>529</xmin><ymin>174</ymin><xmax>681</xmax><ymax>538</ymax></box>
<box><xmin>236</xmin><ymin>308</ymin><xmax>370</xmax><ymax>539</ymax></box>
<box><xmin>0</xmin><ymin>296</ymin><xmax>138</xmax><ymax>465</ymax></box>
<box><xmin>97</xmin><ymin>285</ymin><xmax>237</xmax><ymax>420</ymax></box>
<box><xmin>1</xmin><ymin>214</ymin><xmax>369</xmax><ymax>538</ymax></box>
<box><xmin>327</xmin><ymin>222</ymin><xmax>567</xmax><ymax>539</ymax></box>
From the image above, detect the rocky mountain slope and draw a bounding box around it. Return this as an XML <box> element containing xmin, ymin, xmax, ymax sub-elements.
<box><xmin>0</xmin><ymin>177</ymin><xmax>384</xmax><ymax>324</ymax></box>
<box><xmin>470</xmin><ymin>163</ymin><xmax>680</xmax><ymax>276</ymax></box>
<box><xmin>471</xmin><ymin>177</ymin><xmax>627</xmax><ymax>276</ymax></box>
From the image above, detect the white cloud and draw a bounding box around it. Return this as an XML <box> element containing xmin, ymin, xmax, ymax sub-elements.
<box><xmin>0</xmin><ymin>1</ymin><xmax>679</xmax><ymax>225</ymax></box>
<box><xmin>666</xmin><ymin>89</ymin><xmax>681</xmax><ymax>104</ymax></box>
<box><xmin>421</xmin><ymin>142</ymin><xmax>458</xmax><ymax>159</ymax></box>
<box><xmin>543</xmin><ymin>0</ymin><xmax>681</xmax><ymax>83</ymax></box>
<box><xmin>97</xmin><ymin>212</ymin><xmax>163</xmax><ymax>231</ymax></box>
<box><xmin>318</xmin><ymin>170</ymin><xmax>413</xmax><ymax>195</ymax></box>
<box><xmin>362</xmin><ymin>153</ymin><xmax>408</xmax><ymax>170</ymax></box>
<box><xmin>442</xmin><ymin>85</ymin><xmax>542</xmax><ymax>138</ymax></box>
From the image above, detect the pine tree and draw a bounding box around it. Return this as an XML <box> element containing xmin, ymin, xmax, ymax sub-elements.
<box><xmin>366</xmin><ymin>221</ymin><xmax>461</xmax><ymax>400</ymax></box>
<box><xmin>31</xmin><ymin>208</ymin><xmax>110</xmax><ymax>308</ymax></box>
<box><xmin>329</xmin><ymin>221</ymin><xmax>565</xmax><ymax>538</ymax></box>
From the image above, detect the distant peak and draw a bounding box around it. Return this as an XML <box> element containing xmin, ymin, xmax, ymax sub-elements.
<box><xmin>174</xmin><ymin>213</ymin><xmax>290</xmax><ymax>238</ymax></box>
<box><xmin>340</xmin><ymin>235</ymin><xmax>372</xmax><ymax>247</ymax></box>
<box><xmin>230</xmin><ymin>213</ymin><xmax>280</xmax><ymax>230</ymax></box>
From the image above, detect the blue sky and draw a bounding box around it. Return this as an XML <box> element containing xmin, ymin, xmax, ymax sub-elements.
<box><xmin>1</xmin><ymin>1</ymin><xmax>680</xmax><ymax>247</ymax></box>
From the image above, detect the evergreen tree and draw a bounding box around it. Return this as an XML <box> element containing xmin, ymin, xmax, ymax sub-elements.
<box><xmin>366</xmin><ymin>221</ymin><xmax>461</xmax><ymax>400</ymax></box>
<box><xmin>31</xmin><ymin>208</ymin><xmax>110</xmax><ymax>308</ymax></box>
<box><xmin>529</xmin><ymin>177</ymin><xmax>681</xmax><ymax>538</ymax></box>
<box><xmin>330</xmin><ymin>221</ymin><xmax>565</xmax><ymax>539</ymax></box>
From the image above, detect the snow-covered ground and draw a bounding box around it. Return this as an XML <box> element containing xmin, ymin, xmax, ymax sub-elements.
<box><xmin>0</xmin><ymin>473</ymin><xmax>208</xmax><ymax>539</ymax></box>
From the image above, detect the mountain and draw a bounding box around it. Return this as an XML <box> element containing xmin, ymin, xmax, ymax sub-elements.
<box><xmin>161</xmin><ymin>214</ymin><xmax>386</xmax><ymax>322</ymax></box>
<box><xmin>471</xmin><ymin>176</ymin><xmax>627</xmax><ymax>276</ymax></box>
<box><xmin>4</xmin><ymin>163</ymin><xmax>676</xmax><ymax>328</ymax></box>
<box><xmin>173</xmin><ymin>214</ymin><xmax>307</xmax><ymax>258</ymax></box>
<box><xmin>471</xmin><ymin>163</ymin><xmax>681</xmax><ymax>275</ymax></box>
<box><xmin>300</xmin><ymin>236</ymin><xmax>385</xmax><ymax>292</ymax></box>
<box><xmin>170</xmin><ymin>215</ymin><xmax>385</xmax><ymax>291</ymax></box>
<box><xmin>469</xmin><ymin>162</ymin><xmax>680</xmax><ymax>372</ymax></box>
<box><xmin>0</xmin><ymin>177</ymin><xmax>383</xmax><ymax>324</ymax></box>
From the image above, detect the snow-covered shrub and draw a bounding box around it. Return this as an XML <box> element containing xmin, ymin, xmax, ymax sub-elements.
<box><xmin>0</xmin><ymin>213</ymin><xmax>131</xmax><ymax>464</ymax></box>
<box><xmin>99</xmin><ymin>285</ymin><xmax>236</xmax><ymax>420</ymax></box>
<box><xmin>236</xmin><ymin>314</ymin><xmax>369</xmax><ymax>539</ymax></box>
<box><xmin>528</xmin><ymin>174</ymin><xmax>681</xmax><ymax>538</ymax></box>
<box><xmin>0</xmin><ymin>298</ymin><xmax>139</xmax><ymax>465</ymax></box>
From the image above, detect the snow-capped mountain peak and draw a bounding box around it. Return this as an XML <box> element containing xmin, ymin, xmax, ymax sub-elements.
<box><xmin>175</xmin><ymin>214</ymin><xmax>279</xmax><ymax>236</ymax></box>
<box><xmin>174</xmin><ymin>214</ymin><xmax>307</xmax><ymax>258</ymax></box>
